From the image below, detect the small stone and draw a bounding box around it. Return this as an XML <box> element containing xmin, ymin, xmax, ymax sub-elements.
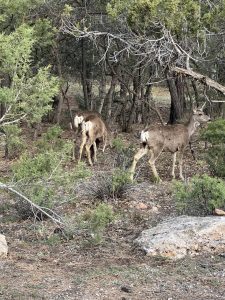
<box><xmin>0</xmin><ymin>234</ymin><xmax>8</xmax><ymax>258</ymax></box>
<box><xmin>121</xmin><ymin>286</ymin><xmax>132</xmax><ymax>293</ymax></box>
<box><xmin>150</xmin><ymin>206</ymin><xmax>159</xmax><ymax>213</ymax></box>
<box><xmin>136</xmin><ymin>202</ymin><xmax>148</xmax><ymax>210</ymax></box>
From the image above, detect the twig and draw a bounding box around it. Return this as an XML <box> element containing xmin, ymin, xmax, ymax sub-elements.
<box><xmin>0</xmin><ymin>182</ymin><xmax>64</xmax><ymax>226</ymax></box>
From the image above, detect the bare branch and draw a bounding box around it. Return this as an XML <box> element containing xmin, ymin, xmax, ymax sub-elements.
<box><xmin>0</xmin><ymin>182</ymin><xmax>64</xmax><ymax>226</ymax></box>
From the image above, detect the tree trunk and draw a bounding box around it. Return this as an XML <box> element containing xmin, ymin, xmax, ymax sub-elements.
<box><xmin>53</xmin><ymin>45</ymin><xmax>64</xmax><ymax>124</ymax></box>
<box><xmin>98</xmin><ymin>64</ymin><xmax>106</xmax><ymax>114</ymax></box>
<box><xmin>81</xmin><ymin>39</ymin><xmax>89</xmax><ymax>109</ymax></box>
<box><xmin>167</xmin><ymin>72</ymin><xmax>185</xmax><ymax>124</ymax></box>
<box><xmin>106</xmin><ymin>74</ymin><xmax>117</xmax><ymax>121</ymax></box>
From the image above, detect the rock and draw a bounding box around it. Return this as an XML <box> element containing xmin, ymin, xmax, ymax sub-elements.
<box><xmin>150</xmin><ymin>206</ymin><xmax>159</xmax><ymax>213</ymax></box>
<box><xmin>0</xmin><ymin>234</ymin><xmax>8</xmax><ymax>258</ymax></box>
<box><xmin>135</xmin><ymin>216</ymin><xmax>225</xmax><ymax>260</ymax></box>
<box><xmin>121</xmin><ymin>286</ymin><xmax>132</xmax><ymax>293</ymax></box>
<box><xmin>135</xmin><ymin>202</ymin><xmax>148</xmax><ymax>210</ymax></box>
<box><xmin>214</xmin><ymin>208</ymin><xmax>225</xmax><ymax>216</ymax></box>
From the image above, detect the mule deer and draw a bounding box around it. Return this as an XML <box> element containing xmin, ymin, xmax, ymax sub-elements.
<box><xmin>78</xmin><ymin>114</ymin><xmax>110</xmax><ymax>165</ymax></box>
<box><xmin>129</xmin><ymin>106</ymin><xmax>210</xmax><ymax>182</ymax></box>
<box><xmin>72</xmin><ymin>111</ymin><xmax>110</xmax><ymax>165</ymax></box>
<box><xmin>71</xmin><ymin>111</ymin><xmax>102</xmax><ymax>161</ymax></box>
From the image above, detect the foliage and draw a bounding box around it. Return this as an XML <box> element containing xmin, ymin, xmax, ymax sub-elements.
<box><xmin>112</xmin><ymin>137</ymin><xmax>125</xmax><ymax>152</ymax></box>
<box><xmin>86</xmin><ymin>168</ymin><xmax>131</xmax><ymax>201</ymax></box>
<box><xmin>173</xmin><ymin>175</ymin><xmax>225</xmax><ymax>216</ymax></box>
<box><xmin>201</xmin><ymin>119</ymin><xmax>225</xmax><ymax>177</ymax></box>
<box><xmin>113</xmin><ymin>142</ymin><xmax>135</xmax><ymax>170</ymax></box>
<box><xmin>83</xmin><ymin>203</ymin><xmax>115</xmax><ymax>244</ymax></box>
<box><xmin>0</xmin><ymin>24</ymin><xmax>59</xmax><ymax>127</ymax></box>
<box><xmin>36</xmin><ymin>125</ymin><xmax>64</xmax><ymax>151</ymax></box>
<box><xmin>111</xmin><ymin>168</ymin><xmax>132</xmax><ymax>197</ymax></box>
<box><xmin>107</xmin><ymin>0</ymin><xmax>225</xmax><ymax>34</ymax></box>
<box><xmin>12</xmin><ymin>129</ymin><xmax>91</xmax><ymax>220</ymax></box>
<box><xmin>2</xmin><ymin>125</ymin><xmax>25</xmax><ymax>158</ymax></box>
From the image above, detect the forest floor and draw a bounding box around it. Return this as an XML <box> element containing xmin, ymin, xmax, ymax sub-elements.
<box><xmin>1</xmin><ymin>103</ymin><xmax>225</xmax><ymax>300</ymax></box>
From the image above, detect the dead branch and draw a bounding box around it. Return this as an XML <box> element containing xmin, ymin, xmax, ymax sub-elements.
<box><xmin>0</xmin><ymin>182</ymin><xmax>64</xmax><ymax>226</ymax></box>
<box><xmin>172</xmin><ymin>67</ymin><xmax>225</xmax><ymax>97</ymax></box>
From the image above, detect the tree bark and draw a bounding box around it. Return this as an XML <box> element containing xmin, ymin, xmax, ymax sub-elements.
<box><xmin>53</xmin><ymin>45</ymin><xmax>64</xmax><ymax>124</ymax></box>
<box><xmin>167</xmin><ymin>72</ymin><xmax>185</xmax><ymax>124</ymax></box>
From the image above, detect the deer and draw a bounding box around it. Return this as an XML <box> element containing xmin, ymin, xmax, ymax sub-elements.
<box><xmin>71</xmin><ymin>111</ymin><xmax>110</xmax><ymax>165</ymax></box>
<box><xmin>129</xmin><ymin>105</ymin><xmax>210</xmax><ymax>182</ymax></box>
<box><xmin>70</xmin><ymin>111</ymin><xmax>102</xmax><ymax>161</ymax></box>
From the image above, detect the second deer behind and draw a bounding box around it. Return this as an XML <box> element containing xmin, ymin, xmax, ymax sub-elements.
<box><xmin>129</xmin><ymin>106</ymin><xmax>211</xmax><ymax>182</ymax></box>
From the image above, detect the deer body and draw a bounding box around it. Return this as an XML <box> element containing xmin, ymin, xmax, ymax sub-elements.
<box><xmin>71</xmin><ymin>111</ymin><xmax>102</xmax><ymax>161</ymax></box>
<box><xmin>74</xmin><ymin>112</ymin><xmax>110</xmax><ymax>165</ymax></box>
<box><xmin>130</xmin><ymin>108</ymin><xmax>210</xmax><ymax>182</ymax></box>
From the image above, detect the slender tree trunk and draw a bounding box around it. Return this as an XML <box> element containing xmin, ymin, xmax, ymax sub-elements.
<box><xmin>98</xmin><ymin>64</ymin><xmax>106</xmax><ymax>114</ymax></box>
<box><xmin>81</xmin><ymin>39</ymin><xmax>89</xmax><ymax>109</ymax></box>
<box><xmin>167</xmin><ymin>72</ymin><xmax>185</xmax><ymax>124</ymax></box>
<box><xmin>191</xmin><ymin>80</ymin><xmax>199</xmax><ymax>107</ymax></box>
<box><xmin>106</xmin><ymin>74</ymin><xmax>117</xmax><ymax>121</ymax></box>
<box><xmin>143</xmin><ymin>84</ymin><xmax>153</xmax><ymax>125</ymax></box>
<box><xmin>53</xmin><ymin>45</ymin><xmax>64</xmax><ymax>124</ymax></box>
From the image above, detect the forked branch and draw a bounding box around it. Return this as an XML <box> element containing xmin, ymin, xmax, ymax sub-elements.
<box><xmin>0</xmin><ymin>182</ymin><xmax>64</xmax><ymax>226</ymax></box>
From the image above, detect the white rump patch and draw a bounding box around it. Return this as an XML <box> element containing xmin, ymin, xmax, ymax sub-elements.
<box><xmin>74</xmin><ymin>115</ymin><xmax>84</xmax><ymax>128</ymax></box>
<box><xmin>141</xmin><ymin>130</ymin><xmax>149</xmax><ymax>142</ymax></box>
<box><xmin>82</xmin><ymin>120</ymin><xmax>93</xmax><ymax>132</ymax></box>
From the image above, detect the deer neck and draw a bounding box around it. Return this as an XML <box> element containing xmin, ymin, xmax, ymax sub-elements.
<box><xmin>187</xmin><ymin>115</ymin><xmax>197</xmax><ymax>137</ymax></box>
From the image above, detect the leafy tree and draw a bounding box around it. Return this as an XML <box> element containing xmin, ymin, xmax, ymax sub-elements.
<box><xmin>0</xmin><ymin>24</ymin><xmax>59</xmax><ymax>128</ymax></box>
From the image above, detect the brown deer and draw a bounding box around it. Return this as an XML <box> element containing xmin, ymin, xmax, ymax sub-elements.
<box><xmin>71</xmin><ymin>111</ymin><xmax>102</xmax><ymax>161</ymax></box>
<box><xmin>129</xmin><ymin>106</ymin><xmax>210</xmax><ymax>182</ymax></box>
<box><xmin>74</xmin><ymin>112</ymin><xmax>110</xmax><ymax>165</ymax></box>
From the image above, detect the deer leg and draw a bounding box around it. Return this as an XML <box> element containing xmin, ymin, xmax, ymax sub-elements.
<box><xmin>85</xmin><ymin>142</ymin><xmax>93</xmax><ymax>166</ymax></box>
<box><xmin>93</xmin><ymin>141</ymin><xmax>97</xmax><ymax>162</ymax></box>
<box><xmin>102</xmin><ymin>135</ymin><xmax>106</xmax><ymax>152</ymax></box>
<box><xmin>129</xmin><ymin>147</ymin><xmax>148</xmax><ymax>181</ymax></box>
<box><xmin>178</xmin><ymin>150</ymin><xmax>185</xmax><ymax>181</ymax></box>
<box><xmin>78</xmin><ymin>132</ymin><xmax>87</xmax><ymax>162</ymax></box>
<box><xmin>72</xmin><ymin>139</ymin><xmax>76</xmax><ymax>161</ymax></box>
<box><xmin>172</xmin><ymin>152</ymin><xmax>177</xmax><ymax>179</ymax></box>
<box><xmin>148</xmin><ymin>147</ymin><xmax>163</xmax><ymax>183</ymax></box>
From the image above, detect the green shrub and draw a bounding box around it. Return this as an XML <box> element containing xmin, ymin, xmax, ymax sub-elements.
<box><xmin>3</xmin><ymin>125</ymin><xmax>25</xmax><ymax>158</ymax></box>
<box><xmin>36</xmin><ymin>125</ymin><xmax>64</xmax><ymax>151</ymax></box>
<box><xmin>201</xmin><ymin>119</ymin><xmax>225</xmax><ymax>177</ymax></box>
<box><xmin>112</xmin><ymin>168</ymin><xmax>132</xmax><ymax>198</ymax></box>
<box><xmin>87</xmin><ymin>169</ymin><xmax>131</xmax><ymax>201</ymax></box>
<box><xmin>112</xmin><ymin>136</ymin><xmax>135</xmax><ymax>169</ymax></box>
<box><xmin>84</xmin><ymin>203</ymin><xmax>115</xmax><ymax>244</ymax></box>
<box><xmin>12</xmin><ymin>145</ymin><xmax>91</xmax><ymax>220</ymax></box>
<box><xmin>112</xmin><ymin>137</ymin><xmax>125</xmax><ymax>153</ymax></box>
<box><xmin>173</xmin><ymin>175</ymin><xmax>225</xmax><ymax>216</ymax></box>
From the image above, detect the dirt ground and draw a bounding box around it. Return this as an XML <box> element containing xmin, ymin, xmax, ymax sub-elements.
<box><xmin>1</xmin><ymin>106</ymin><xmax>225</xmax><ymax>300</ymax></box>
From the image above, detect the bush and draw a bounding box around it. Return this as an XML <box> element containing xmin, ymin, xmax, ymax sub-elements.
<box><xmin>3</xmin><ymin>125</ymin><xmax>26</xmax><ymax>158</ymax></box>
<box><xmin>35</xmin><ymin>125</ymin><xmax>64</xmax><ymax>152</ymax></box>
<box><xmin>83</xmin><ymin>203</ymin><xmax>115</xmax><ymax>244</ymax></box>
<box><xmin>112</xmin><ymin>138</ymin><xmax>135</xmax><ymax>170</ymax></box>
<box><xmin>201</xmin><ymin>119</ymin><xmax>225</xmax><ymax>177</ymax></box>
<box><xmin>12</xmin><ymin>138</ymin><xmax>91</xmax><ymax>220</ymax></box>
<box><xmin>87</xmin><ymin>169</ymin><xmax>132</xmax><ymax>201</ymax></box>
<box><xmin>173</xmin><ymin>175</ymin><xmax>225</xmax><ymax>216</ymax></box>
<box><xmin>112</xmin><ymin>169</ymin><xmax>132</xmax><ymax>198</ymax></box>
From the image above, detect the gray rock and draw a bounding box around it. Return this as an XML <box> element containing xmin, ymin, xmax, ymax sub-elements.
<box><xmin>135</xmin><ymin>216</ymin><xmax>225</xmax><ymax>260</ymax></box>
<box><xmin>0</xmin><ymin>234</ymin><xmax>8</xmax><ymax>258</ymax></box>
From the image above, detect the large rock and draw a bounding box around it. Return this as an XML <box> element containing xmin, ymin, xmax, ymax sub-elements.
<box><xmin>0</xmin><ymin>234</ymin><xmax>8</xmax><ymax>258</ymax></box>
<box><xmin>135</xmin><ymin>216</ymin><xmax>225</xmax><ymax>260</ymax></box>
